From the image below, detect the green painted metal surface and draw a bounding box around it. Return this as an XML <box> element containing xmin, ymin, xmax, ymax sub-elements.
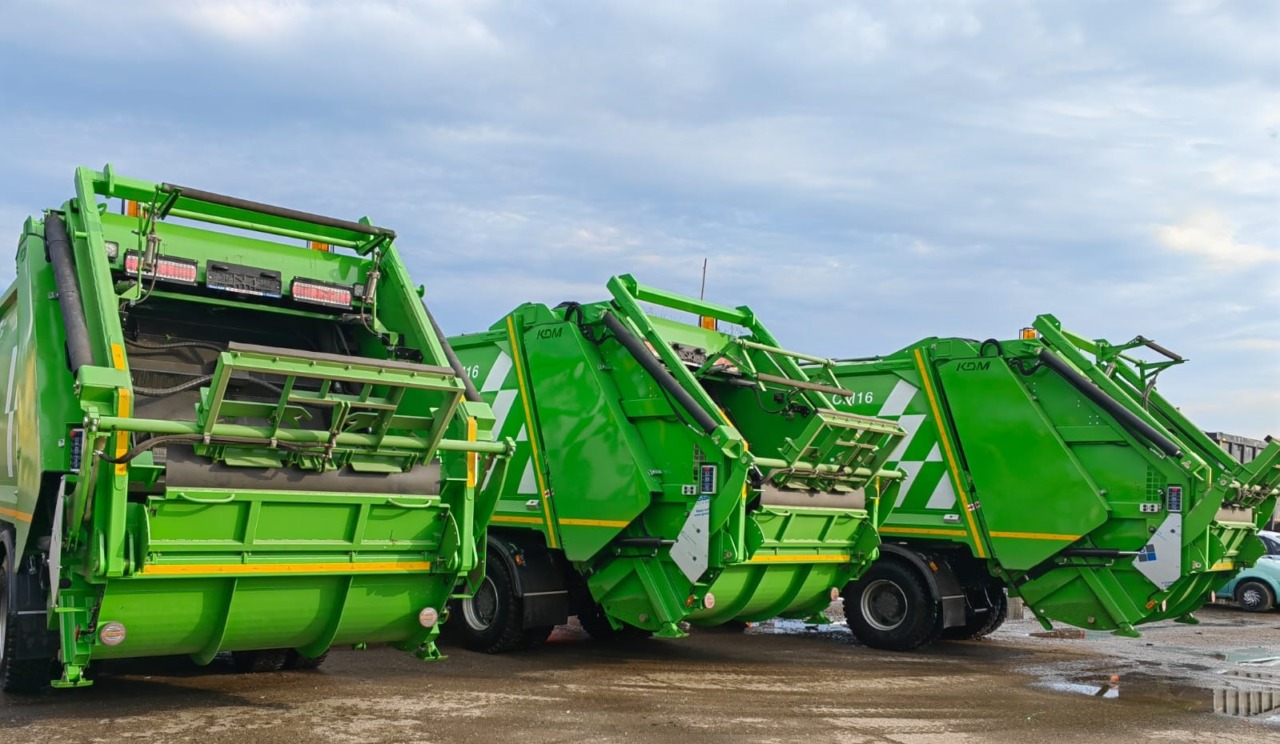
<box><xmin>450</xmin><ymin>275</ymin><xmax>904</xmax><ymax>636</ymax></box>
<box><xmin>827</xmin><ymin>315</ymin><xmax>1279</xmax><ymax>635</ymax></box>
<box><xmin>0</xmin><ymin>166</ymin><xmax>507</xmax><ymax>687</ymax></box>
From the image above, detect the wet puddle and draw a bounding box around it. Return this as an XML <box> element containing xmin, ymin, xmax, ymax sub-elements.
<box><xmin>1039</xmin><ymin>668</ymin><xmax>1280</xmax><ymax>719</ymax></box>
<box><xmin>746</xmin><ymin>617</ymin><xmax>851</xmax><ymax>640</ymax></box>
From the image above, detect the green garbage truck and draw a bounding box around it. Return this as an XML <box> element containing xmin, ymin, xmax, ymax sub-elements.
<box><xmin>444</xmin><ymin>275</ymin><xmax>906</xmax><ymax>651</ymax></box>
<box><xmin>0</xmin><ymin>166</ymin><xmax>507</xmax><ymax>692</ymax></box>
<box><xmin>825</xmin><ymin>315</ymin><xmax>1279</xmax><ymax>649</ymax></box>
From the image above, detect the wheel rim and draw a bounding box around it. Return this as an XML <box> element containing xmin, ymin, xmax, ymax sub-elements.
<box><xmin>861</xmin><ymin>579</ymin><xmax>908</xmax><ymax>631</ymax></box>
<box><xmin>461</xmin><ymin>576</ymin><xmax>498</xmax><ymax>631</ymax></box>
<box><xmin>1240</xmin><ymin>587</ymin><xmax>1262</xmax><ymax>610</ymax></box>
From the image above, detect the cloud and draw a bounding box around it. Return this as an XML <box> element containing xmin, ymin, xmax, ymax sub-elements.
<box><xmin>0</xmin><ymin>1</ymin><xmax>1277</xmax><ymax>434</ymax></box>
<box><xmin>1213</xmin><ymin>338</ymin><xmax>1280</xmax><ymax>352</ymax></box>
<box><xmin>1154</xmin><ymin>210</ymin><xmax>1279</xmax><ymax>270</ymax></box>
<box><xmin>1173</xmin><ymin>387</ymin><xmax>1280</xmax><ymax>437</ymax></box>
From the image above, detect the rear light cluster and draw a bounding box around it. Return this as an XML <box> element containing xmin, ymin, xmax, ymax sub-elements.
<box><xmin>116</xmin><ymin>250</ymin><xmax>357</xmax><ymax>310</ymax></box>
<box><xmin>124</xmin><ymin>251</ymin><xmax>198</xmax><ymax>285</ymax></box>
<box><xmin>291</xmin><ymin>279</ymin><xmax>353</xmax><ymax>308</ymax></box>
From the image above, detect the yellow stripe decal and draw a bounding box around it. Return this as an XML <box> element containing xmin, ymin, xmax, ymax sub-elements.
<box><xmin>914</xmin><ymin>349</ymin><xmax>984</xmax><ymax>559</ymax></box>
<box><xmin>989</xmin><ymin>530</ymin><xmax>1080</xmax><ymax>541</ymax></box>
<box><xmin>115</xmin><ymin>386</ymin><xmax>132</xmax><ymax>475</ymax></box>
<box><xmin>506</xmin><ymin>316</ymin><xmax>557</xmax><ymax>549</ymax></box>
<box><xmin>747</xmin><ymin>554</ymin><xmax>853</xmax><ymax>564</ymax></box>
<box><xmin>1210</xmin><ymin>561</ymin><xmax>1235</xmax><ymax>571</ymax></box>
<box><xmin>559</xmin><ymin>518</ymin><xmax>631</xmax><ymax>528</ymax></box>
<box><xmin>491</xmin><ymin>515</ymin><xmax>546</xmax><ymax>525</ymax></box>
<box><xmin>466</xmin><ymin>416</ymin><xmax>478</xmax><ymax>488</ymax></box>
<box><xmin>114</xmin><ymin>432</ymin><xmax>130</xmax><ymax>476</ymax></box>
<box><xmin>881</xmin><ymin>526</ymin><xmax>968</xmax><ymax>537</ymax></box>
<box><xmin>110</xmin><ymin>343</ymin><xmax>126</xmax><ymax>370</ymax></box>
<box><xmin>138</xmin><ymin>560</ymin><xmax>432</xmax><ymax>577</ymax></box>
<box><xmin>0</xmin><ymin>505</ymin><xmax>33</xmax><ymax>523</ymax></box>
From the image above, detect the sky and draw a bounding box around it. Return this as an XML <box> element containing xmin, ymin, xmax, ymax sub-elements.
<box><xmin>0</xmin><ymin>0</ymin><xmax>1276</xmax><ymax>437</ymax></box>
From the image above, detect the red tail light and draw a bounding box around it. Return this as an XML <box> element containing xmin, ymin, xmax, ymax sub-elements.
<box><xmin>124</xmin><ymin>252</ymin><xmax>198</xmax><ymax>285</ymax></box>
<box><xmin>291</xmin><ymin>278</ymin><xmax>353</xmax><ymax>308</ymax></box>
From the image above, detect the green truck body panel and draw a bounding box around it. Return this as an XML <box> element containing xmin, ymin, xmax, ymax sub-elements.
<box><xmin>828</xmin><ymin>315</ymin><xmax>1279</xmax><ymax>635</ymax></box>
<box><xmin>450</xmin><ymin>275</ymin><xmax>904</xmax><ymax>636</ymax></box>
<box><xmin>0</xmin><ymin>167</ymin><xmax>506</xmax><ymax>688</ymax></box>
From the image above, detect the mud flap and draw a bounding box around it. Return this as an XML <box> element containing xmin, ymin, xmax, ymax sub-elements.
<box><xmin>492</xmin><ymin>533</ymin><xmax>571</xmax><ymax>629</ymax></box>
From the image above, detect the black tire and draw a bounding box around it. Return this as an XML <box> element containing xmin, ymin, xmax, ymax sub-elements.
<box><xmin>232</xmin><ymin>649</ymin><xmax>288</xmax><ymax>673</ymax></box>
<box><xmin>1236</xmin><ymin>580</ymin><xmax>1276</xmax><ymax>613</ymax></box>
<box><xmin>1</xmin><ymin>547</ymin><xmax>51</xmax><ymax>695</ymax></box>
<box><xmin>283</xmin><ymin>650</ymin><xmax>329</xmax><ymax>670</ymax></box>
<box><xmin>941</xmin><ymin>589</ymin><xmax>1008</xmax><ymax>641</ymax></box>
<box><xmin>972</xmin><ymin>591</ymin><xmax>1008</xmax><ymax>638</ymax></box>
<box><xmin>452</xmin><ymin>548</ymin><xmax>538</xmax><ymax>653</ymax></box>
<box><xmin>577</xmin><ymin>603</ymin><xmax>654</xmax><ymax>642</ymax></box>
<box><xmin>843</xmin><ymin>560</ymin><xmax>943</xmax><ymax>651</ymax></box>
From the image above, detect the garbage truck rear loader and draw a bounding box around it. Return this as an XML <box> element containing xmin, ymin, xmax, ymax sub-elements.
<box><xmin>444</xmin><ymin>275</ymin><xmax>905</xmax><ymax>650</ymax></box>
<box><xmin>825</xmin><ymin>315</ymin><xmax>1279</xmax><ymax>650</ymax></box>
<box><xmin>0</xmin><ymin>166</ymin><xmax>506</xmax><ymax>692</ymax></box>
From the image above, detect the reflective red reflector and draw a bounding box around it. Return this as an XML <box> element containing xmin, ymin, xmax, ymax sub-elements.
<box><xmin>291</xmin><ymin>279</ymin><xmax>353</xmax><ymax>308</ymax></box>
<box><xmin>99</xmin><ymin>621</ymin><xmax>127</xmax><ymax>646</ymax></box>
<box><xmin>124</xmin><ymin>252</ymin><xmax>198</xmax><ymax>285</ymax></box>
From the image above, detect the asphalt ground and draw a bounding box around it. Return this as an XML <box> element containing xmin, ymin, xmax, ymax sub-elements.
<box><xmin>2</xmin><ymin>604</ymin><xmax>1277</xmax><ymax>743</ymax></box>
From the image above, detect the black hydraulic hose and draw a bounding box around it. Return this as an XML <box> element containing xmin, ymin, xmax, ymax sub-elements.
<box><xmin>1014</xmin><ymin>547</ymin><xmax>1141</xmax><ymax>587</ymax></box>
<box><xmin>97</xmin><ymin>434</ymin><xmax>302</xmax><ymax>465</ymax></box>
<box><xmin>44</xmin><ymin>212</ymin><xmax>95</xmax><ymax>372</ymax></box>
<box><xmin>1038</xmin><ymin>349</ymin><xmax>1183</xmax><ymax>459</ymax></box>
<box><xmin>133</xmin><ymin>373</ymin><xmax>283</xmax><ymax>397</ymax></box>
<box><xmin>159</xmin><ymin>183</ymin><xmax>395</xmax><ymax>238</ymax></box>
<box><xmin>422</xmin><ymin>301</ymin><xmax>481</xmax><ymax>403</ymax></box>
<box><xmin>1057</xmin><ymin>548</ymin><xmax>1138</xmax><ymax>558</ymax></box>
<box><xmin>126</xmin><ymin>338</ymin><xmax>227</xmax><ymax>353</ymax></box>
<box><xmin>601</xmin><ymin>312</ymin><xmax>719</xmax><ymax>435</ymax></box>
<box><xmin>615</xmin><ymin>537</ymin><xmax>676</xmax><ymax>548</ymax></box>
<box><xmin>133</xmin><ymin>375</ymin><xmax>214</xmax><ymax>397</ymax></box>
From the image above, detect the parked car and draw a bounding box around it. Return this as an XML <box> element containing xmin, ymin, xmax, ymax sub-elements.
<box><xmin>1218</xmin><ymin>531</ymin><xmax>1280</xmax><ymax>612</ymax></box>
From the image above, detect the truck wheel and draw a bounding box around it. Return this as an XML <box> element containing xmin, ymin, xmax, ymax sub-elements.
<box><xmin>232</xmin><ymin>649</ymin><xmax>288</xmax><ymax>673</ymax></box>
<box><xmin>972</xmin><ymin>591</ymin><xmax>1008</xmax><ymax>637</ymax></box>
<box><xmin>843</xmin><ymin>561</ymin><xmax>942</xmax><ymax>651</ymax></box>
<box><xmin>941</xmin><ymin>590</ymin><xmax>1008</xmax><ymax>640</ymax></box>
<box><xmin>283</xmin><ymin>650</ymin><xmax>329</xmax><ymax>670</ymax></box>
<box><xmin>577</xmin><ymin>603</ymin><xmax>653</xmax><ymax>642</ymax></box>
<box><xmin>1</xmin><ymin>549</ymin><xmax>51</xmax><ymax>695</ymax></box>
<box><xmin>454</xmin><ymin>548</ymin><xmax>529</xmax><ymax>653</ymax></box>
<box><xmin>1236</xmin><ymin>580</ymin><xmax>1276</xmax><ymax>612</ymax></box>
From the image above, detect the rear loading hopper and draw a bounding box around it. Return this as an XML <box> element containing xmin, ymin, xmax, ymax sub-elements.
<box><xmin>445</xmin><ymin>275</ymin><xmax>904</xmax><ymax>650</ymax></box>
<box><xmin>0</xmin><ymin>167</ymin><xmax>507</xmax><ymax>692</ymax></box>
<box><xmin>825</xmin><ymin>315</ymin><xmax>1278</xmax><ymax>649</ymax></box>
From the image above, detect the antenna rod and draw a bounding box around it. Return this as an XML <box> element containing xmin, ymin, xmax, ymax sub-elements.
<box><xmin>700</xmin><ymin>257</ymin><xmax>708</xmax><ymax>300</ymax></box>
